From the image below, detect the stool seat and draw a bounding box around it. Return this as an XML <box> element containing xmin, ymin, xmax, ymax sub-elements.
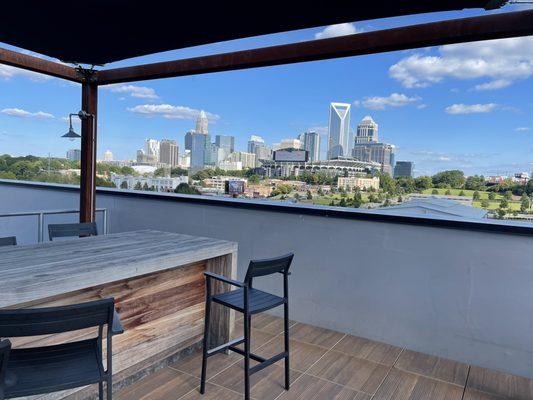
<box><xmin>213</xmin><ymin>288</ymin><xmax>285</xmax><ymax>314</ymax></box>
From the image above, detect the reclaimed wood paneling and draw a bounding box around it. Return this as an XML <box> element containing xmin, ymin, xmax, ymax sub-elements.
<box><xmin>0</xmin><ymin>230</ymin><xmax>238</xmax><ymax>400</ymax></box>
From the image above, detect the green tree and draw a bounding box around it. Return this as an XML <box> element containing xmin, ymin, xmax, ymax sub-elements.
<box><xmin>306</xmin><ymin>190</ymin><xmax>313</xmax><ymax>200</ymax></box>
<box><xmin>120</xmin><ymin>181</ymin><xmax>129</xmax><ymax>189</ymax></box>
<box><xmin>497</xmin><ymin>208</ymin><xmax>506</xmax><ymax>219</ymax></box>
<box><xmin>488</xmin><ymin>192</ymin><xmax>496</xmax><ymax>200</ymax></box>
<box><xmin>445</xmin><ymin>189</ymin><xmax>452</xmax><ymax>195</ymax></box>
<box><xmin>339</xmin><ymin>197</ymin><xmax>347</xmax><ymax>207</ymax></box>
<box><xmin>170</xmin><ymin>167</ymin><xmax>188</xmax><ymax>177</ymax></box>
<box><xmin>378</xmin><ymin>172</ymin><xmax>397</xmax><ymax>195</ymax></box>
<box><xmin>503</xmin><ymin>191</ymin><xmax>513</xmax><ymax>200</ymax></box>
<box><xmin>248</xmin><ymin>174</ymin><xmax>260</xmax><ymax>184</ymax></box>
<box><xmin>414</xmin><ymin>176</ymin><xmax>433</xmax><ymax>191</ymax></box>
<box><xmin>465</xmin><ymin>175</ymin><xmax>486</xmax><ymax>191</ymax></box>
<box><xmin>473</xmin><ymin>191</ymin><xmax>480</xmax><ymax>200</ymax></box>
<box><xmin>520</xmin><ymin>193</ymin><xmax>530</xmax><ymax>213</ymax></box>
<box><xmin>174</xmin><ymin>183</ymin><xmax>201</xmax><ymax>195</ymax></box>
<box><xmin>500</xmin><ymin>198</ymin><xmax>509</xmax><ymax>209</ymax></box>
<box><xmin>134</xmin><ymin>182</ymin><xmax>142</xmax><ymax>190</ymax></box>
<box><xmin>431</xmin><ymin>189</ymin><xmax>439</xmax><ymax>195</ymax></box>
<box><xmin>481</xmin><ymin>199</ymin><xmax>490</xmax><ymax>208</ymax></box>
<box><xmin>317</xmin><ymin>187</ymin><xmax>324</xmax><ymax>196</ymax></box>
<box><xmin>459</xmin><ymin>190</ymin><xmax>465</xmax><ymax>196</ymax></box>
<box><xmin>142</xmin><ymin>182</ymin><xmax>149</xmax><ymax>191</ymax></box>
<box><xmin>432</xmin><ymin>170</ymin><xmax>465</xmax><ymax>189</ymax></box>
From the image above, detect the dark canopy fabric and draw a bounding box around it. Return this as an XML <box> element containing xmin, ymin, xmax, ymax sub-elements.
<box><xmin>0</xmin><ymin>0</ymin><xmax>505</xmax><ymax>65</ymax></box>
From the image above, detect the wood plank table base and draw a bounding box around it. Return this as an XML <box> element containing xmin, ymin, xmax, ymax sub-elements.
<box><xmin>0</xmin><ymin>231</ymin><xmax>237</xmax><ymax>400</ymax></box>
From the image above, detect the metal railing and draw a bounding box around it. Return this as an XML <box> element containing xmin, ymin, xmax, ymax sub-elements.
<box><xmin>0</xmin><ymin>209</ymin><xmax>107</xmax><ymax>242</ymax></box>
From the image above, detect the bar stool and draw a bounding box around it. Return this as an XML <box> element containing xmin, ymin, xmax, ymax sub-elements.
<box><xmin>200</xmin><ymin>253</ymin><xmax>294</xmax><ymax>400</ymax></box>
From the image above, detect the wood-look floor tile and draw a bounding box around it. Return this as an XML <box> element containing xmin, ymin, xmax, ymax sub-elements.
<box><xmin>307</xmin><ymin>350</ymin><xmax>389</xmax><ymax>394</ymax></box>
<box><xmin>467</xmin><ymin>366</ymin><xmax>533</xmax><ymax>400</ymax></box>
<box><xmin>178</xmin><ymin>382</ymin><xmax>242</xmax><ymax>400</ymax></box>
<box><xmin>115</xmin><ymin>367</ymin><xmax>198</xmax><ymax>400</ymax></box>
<box><xmin>276</xmin><ymin>373</ymin><xmax>371</xmax><ymax>400</ymax></box>
<box><xmin>170</xmin><ymin>350</ymin><xmax>239</xmax><ymax>380</ymax></box>
<box><xmin>463</xmin><ymin>388</ymin><xmax>507</xmax><ymax>400</ymax></box>
<box><xmin>332</xmin><ymin>335</ymin><xmax>403</xmax><ymax>366</ymax></box>
<box><xmin>255</xmin><ymin>336</ymin><xmax>328</xmax><ymax>372</ymax></box>
<box><xmin>373</xmin><ymin>368</ymin><xmax>464</xmax><ymax>400</ymax></box>
<box><xmin>233</xmin><ymin>322</ymin><xmax>277</xmax><ymax>350</ymax></box>
<box><xmin>395</xmin><ymin>350</ymin><xmax>469</xmax><ymax>386</ymax></box>
<box><xmin>209</xmin><ymin>360</ymin><xmax>301</xmax><ymax>400</ymax></box>
<box><xmin>251</xmin><ymin>314</ymin><xmax>293</xmax><ymax>336</ymax></box>
<box><xmin>289</xmin><ymin>323</ymin><xmax>345</xmax><ymax>349</ymax></box>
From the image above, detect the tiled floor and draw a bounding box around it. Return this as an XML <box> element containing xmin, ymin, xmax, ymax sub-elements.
<box><xmin>115</xmin><ymin>315</ymin><xmax>533</xmax><ymax>400</ymax></box>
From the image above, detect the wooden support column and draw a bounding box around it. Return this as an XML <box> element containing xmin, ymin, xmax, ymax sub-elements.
<box><xmin>79</xmin><ymin>82</ymin><xmax>98</xmax><ymax>223</ymax></box>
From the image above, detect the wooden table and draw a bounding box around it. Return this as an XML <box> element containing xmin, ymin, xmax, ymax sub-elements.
<box><xmin>0</xmin><ymin>230</ymin><xmax>238</xmax><ymax>399</ymax></box>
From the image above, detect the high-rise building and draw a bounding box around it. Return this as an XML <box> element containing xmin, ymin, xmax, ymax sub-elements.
<box><xmin>215</xmin><ymin>135</ymin><xmax>235</xmax><ymax>161</ymax></box>
<box><xmin>227</xmin><ymin>151</ymin><xmax>256</xmax><ymax>169</ymax></box>
<box><xmin>67</xmin><ymin>149</ymin><xmax>81</xmax><ymax>161</ymax></box>
<box><xmin>277</xmin><ymin>138</ymin><xmax>302</xmax><ymax>150</ymax></box>
<box><xmin>394</xmin><ymin>161</ymin><xmax>414</xmax><ymax>178</ymax></box>
<box><xmin>159</xmin><ymin>139</ymin><xmax>179</xmax><ymax>167</ymax></box>
<box><xmin>103</xmin><ymin>150</ymin><xmax>114</xmax><ymax>162</ymax></box>
<box><xmin>184</xmin><ymin>130</ymin><xmax>194</xmax><ymax>151</ymax></box>
<box><xmin>190</xmin><ymin>133</ymin><xmax>208</xmax><ymax>170</ymax></box>
<box><xmin>352</xmin><ymin>142</ymin><xmax>395</xmax><ymax>175</ymax></box>
<box><xmin>352</xmin><ymin>116</ymin><xmax>395</xmax><ymax>175</ymax></box>
<box><xmin>328</xmin><ymin>102</ymin><xmax>351</xmax><ymax>159</ymax></box>
<box><xmin>179</xmin><ymin>150</ymin><xmax>191</xmax><ymax>168</ymax></box>
<box><xmin>144</xmin><ymin>139</ymin><xmax>160</xmax><ymax>164</ymax></box>
<box><xmin>195</xmin><ymin>110</ymin><xmax>209</xmax><ymax>134</ymax></box>
<box><xmin>300</xmin><ymin>131</ymin><xmax>320</xmax><ymax>162</ymax></box>
<box><xmin>248</xmin><ymin>135</ymin><xmax>271</xmax><ymax>165</ymax></box>
<box><xmin>355</xmin><ymin>116</ymin><xmax>379</xmax><ymax>144</ymax></box>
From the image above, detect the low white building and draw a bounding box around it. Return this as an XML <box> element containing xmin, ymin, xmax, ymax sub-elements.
<box><xmin>112</xmin><ymin>174</ymin><xmax>188</xmax><ymax>192</ymax></box>
<box><xmin>203</xmin><ymin>176</ymin><xmax>247</xmax><ymax>192</ymax></box>
<box><xmin>337</xmin><ymin>176</ymin><xmax>380</xmax><ymax>191</ymax></box>
<box><xmin>217</xmin><ymin>160</ymin><xmax>243</xmax><ymax>171</ymax></box>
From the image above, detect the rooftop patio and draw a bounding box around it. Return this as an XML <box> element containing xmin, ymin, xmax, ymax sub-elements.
<box><xmin>115</xmin><ymin>314</ymin><xmax>533</xmax><ymax>400</ymax></box>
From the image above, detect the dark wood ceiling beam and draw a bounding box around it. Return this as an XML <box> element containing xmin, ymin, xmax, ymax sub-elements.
<box><xmin>0</xmin><ymin>47</ymin><xmax>82</xmax><ymax>82</ymax></box>
<box><xmin>97</xmin><ymin>10</ymin><xmax>533</xmax><ymax>85</ymax></box>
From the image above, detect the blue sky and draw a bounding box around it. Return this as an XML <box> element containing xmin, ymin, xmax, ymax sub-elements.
<box><xmin>0</xmin><ymin>4</ymin><xmax>532</xmax><ymax>176</ymax></box>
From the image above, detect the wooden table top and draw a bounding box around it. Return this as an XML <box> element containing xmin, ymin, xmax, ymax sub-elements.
<box><xmin>0</xmin><ymin>230</ymin><xmax>237</xmax><ymax>308</ymax></box>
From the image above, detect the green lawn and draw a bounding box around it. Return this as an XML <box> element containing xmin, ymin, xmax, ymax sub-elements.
<box><xmin>421</xmin><ymin>188</ymin><xmax>503</xmax><ymax>200</ymax></box>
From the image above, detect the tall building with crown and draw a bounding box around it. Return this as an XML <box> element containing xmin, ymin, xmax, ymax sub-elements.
<box><xmin>327</xmin><ymin>102</ymin><xmax>351</xmax><ymax>159</ymax></box>
<box><xmin>195</xmin><ymin>110</ymin><xmax>209</xmax><ymax>134</ymax></box>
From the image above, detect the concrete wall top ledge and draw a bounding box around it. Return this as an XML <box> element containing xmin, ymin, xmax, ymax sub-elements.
<box><xmin>1</xmin><ymin>179</ymin><xmax>532</xmax><ymax>236</ymax></box>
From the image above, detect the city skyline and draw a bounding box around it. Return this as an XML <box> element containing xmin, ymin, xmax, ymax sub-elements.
<box><xmin>0</xmin><ymin>5</ymin><xmax>532</xmax><ymax>176</ymax></box>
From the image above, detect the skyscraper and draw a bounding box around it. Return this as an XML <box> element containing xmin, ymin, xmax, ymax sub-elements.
<box><xmin>195</xmin><ymin>110</ymin><xmax>208</xmax><ymax>134</ymax></box>
<box><xmin>67</xmin><ymin>149</ymin><xmax>81</xmax><ymax>161</ymax></box>
<box><xmin>248</xmin><ymin>135</ymin><xmax>271</xmax><ymax>165</ymax></box>
<box><xmin>144</xmin><ymin>139</ymin><xmax>160</xmax><ymax>163</ymax></box>
<box><xmin>159</xmin><ymin>139</ymin><xmax>179</xmax><ymax>167</ymax></box>
<box><xmin>103</xmin><ymin>150</ymin><xmax>114</xmax><ymax>162</ymax></box>
<box><xmin>355</xmin><ymin>116</ymin><xmax>379</xmax><ymax>144</ymax></box>
<box><xmin>215</xmin><ymin>135</ymin><xmax>235</xmax><ymax>161</ymax></box>
<box><xmin>190</xmin><ymin>133</ymin><xmax>208</xmax><ymax>171</ymax></box>
<box><xmin>327</xmin><ymin>102</ymin><xmax>351</xmax><ymax>159</ymax></box>
<box><xmin>394</xmin><ymin>161</ymin><xmax>414</xmax><ymax>178</ymax></box>
<box><xmin>184</xmin><ymin>130</ymin><xmax>194</xmax><ymax>151</ymax></box>
<box><xmin>300</xmin><ymin>131</ymin><xmax>320</xmax><ymax>162</ymax></box>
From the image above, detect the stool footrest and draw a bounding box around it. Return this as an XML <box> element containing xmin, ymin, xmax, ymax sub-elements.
<box><xmin>207</xmin><ymin>337</ymin><xmax>245</xmax><ymax>357</ymax></box>
<box><xmin>228</xmin><ymin>346</ymin><xmax>266</xmax><ymax>363</ymax></box>
<box><xmin>249</xmin><ymin>351</ymin><xmax>288</xmax><ymax>375</ymax></box>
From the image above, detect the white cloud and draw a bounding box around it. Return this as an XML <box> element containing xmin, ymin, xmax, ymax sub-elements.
<box><xmin>1</xmin><ymin>108</ymin><xmax>55</xmax><ymax>119</ymax></box>
<box><xmin>515</xmin><ymin>127</ymin><xmax>530</xmax><ymax>132</ymax></box>
<box><xmin>0</xmin><ymin>65</ymin><xmax>50</xmax><ymax>81</ymax></box>
<box><xmin>315</xmin><ymin>23</ymin><xmax>359</xmax><ymax>40</ymax></box>
<box><xmin>390</xmin><ymin>36</ymin><xmax>533</xmax><ymax>89</ymax></box>
<box><xmin>105</xmin><ymin>84</ymin><xmax>159</xmax><ymax>99</ymax></box>
<box><xmin>474</xmin><ymin>79</ymin><xmax>512</xmax><ymax>91</ymax></box>
<box><xmin>354</xmin><ymin>93</ymin><xmax>421</xmax><ymax>110</ymax></box>
<box><xmin>127</xmin><ymin>104</ymin><xmax>219</xmax><ymax>121</ymax></box>
<box><xmin>444</xmin><ymin>103</ymin><xmax>498</xmax><ymax>115</ymax></box>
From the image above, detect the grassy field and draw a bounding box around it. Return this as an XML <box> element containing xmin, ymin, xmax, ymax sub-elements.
<box><xmin>421</xmin><ymin>188</ymin><xmax>504</xmax><ymax>200</ymax></box>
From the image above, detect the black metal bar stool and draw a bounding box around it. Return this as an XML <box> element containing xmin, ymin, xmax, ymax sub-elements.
<box><xmin>200</xmin><ymin>253</ymin><xmax>294</xmax><ymax>400</ymax></box>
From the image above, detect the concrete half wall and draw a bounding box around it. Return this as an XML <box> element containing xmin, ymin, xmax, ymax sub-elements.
<box><xmin>1</xmin><ymin>181</ymin><xmax>533</xmax><ymax>378</ymax></box>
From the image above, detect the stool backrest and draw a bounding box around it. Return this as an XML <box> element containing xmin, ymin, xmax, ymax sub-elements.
<box><xmin>0</xmin><ymin>237</ymin><xmax>16</xmax><ymax>247</ymax></box>
<box><xmin>0</xmin><ymin>299</ymin><xmax>114</xmax><ymax>337</ymax></box>
<box><xmin>0</xmin><ymin>339</ymin><xmax>10</xmax><ymax>399</ymax></box>
<box><xmin>244</xmin><ymin>253</ymin><xmax>294</xmax><ymax>286</ymax></box>
<box><xmin>48</xmin><ymin>222</ymin><xmax>97</xmax><ymax>241</ymax></box>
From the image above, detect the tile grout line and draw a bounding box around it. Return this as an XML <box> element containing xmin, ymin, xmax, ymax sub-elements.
<box><xmin>272</xmin><ymin>333</ymin><xmax>348</xmax><ymax>400</ymax></box>
<box><xmin>461</xmin><ymin>365</ymin><xmax>471</xmax><ymax>400</ymax></box>
<box><xmin>370</xmin><ymin>348</ymin><xmax>405</xmax><ymax>400</ymax></box>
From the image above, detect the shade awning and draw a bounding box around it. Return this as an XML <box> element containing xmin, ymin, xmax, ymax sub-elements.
<box><xmin>0</xmin><ymin>0</ymin><xmax>506</xmax><ymax>65</ymax></box>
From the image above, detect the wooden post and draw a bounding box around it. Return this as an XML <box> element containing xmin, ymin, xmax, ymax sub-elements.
<box><xmin>79</xmin><ymin>82</ymin><xmax>98</xmax><ymax>223</ymax></box>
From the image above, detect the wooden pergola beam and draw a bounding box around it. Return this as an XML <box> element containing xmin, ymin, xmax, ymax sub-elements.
<box><xmin>97</xmin><ymin>9</ymin><xmax>533</xmax><ymax>85</ymax></box>
<box><xmin>0</xmin><ymin>47</ymin><xmax>82</xmax><ymax>82</ymax></box>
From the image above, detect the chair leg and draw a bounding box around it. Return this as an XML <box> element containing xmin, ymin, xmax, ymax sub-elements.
<box><xmin>284</xmin><ymin>302</ymin><xmax>290</xmax><ymax>390</ymax></box>
<box><xmin>200</xmin><ymin>295</ymin><xmax>212</xmax><ymax>394</ymax></box>
<box><xmin>244</xmin><ymin>312</ymin><xmax>251</xmax><ymax>400</ymax></box>
<box><xmin>98</xmin><ymin>381</ymin><xmax>104</xmax><ymax>400</ymax></box>
<box><xmin>107</xmin><ymin>378</ymin><xmax>112</xmax><ymax>400</ymax></box>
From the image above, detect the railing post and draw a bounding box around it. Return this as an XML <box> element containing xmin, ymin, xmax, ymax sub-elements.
<box><xmin>38</xmin><ymin>212</ymin><xmax>44</xmax><ymax>243</ymax></box>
